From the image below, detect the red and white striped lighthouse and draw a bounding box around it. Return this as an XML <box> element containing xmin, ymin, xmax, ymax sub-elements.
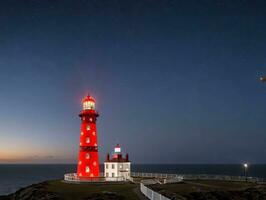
<box><xmin>77</xmin><ymin>94</ymin><xmax>100</xmax><ymax>178</ymax></box>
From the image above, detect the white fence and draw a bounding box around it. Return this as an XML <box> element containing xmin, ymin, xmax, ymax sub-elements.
<box><xmin>131</xmin><ymin>172</ymin><xmax>264</xmax><ymax>183</ymax></box>
<box><xmin>64</xmin><ymin>173</ymin><xmax>125</xmax><ymax>183</ymax></box>
<box><xmin>140</xmin><ymin>181</ymin><xmax>170</xmax><ymax>200</ymax></box>
<box><xmin>164</xmin><ymin>177</ymin><xmax>183</xmax><ymax>184</ymax></box>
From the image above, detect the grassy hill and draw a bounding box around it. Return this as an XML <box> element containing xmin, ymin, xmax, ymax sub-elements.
<box><xmin>0</xmin><ymin>180</ymin><xmax>140</xmax><ymax>200</ymax></box>
<box><xmin>1</xmin><ymin>179</ymin><xmax>266</xmax><ymax>200</ymax></box>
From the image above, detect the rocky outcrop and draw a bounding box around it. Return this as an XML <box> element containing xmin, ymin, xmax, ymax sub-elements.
<box><xmin>0</xmin><ymin>182</ymin><xmax>61</xmax><ymax>200</ymax></box>
<box><xmin>0</xmin><ymin>182</ymin><xmax>128</xmax><ymax>200</ymax></box>
<box><xmin>83</xmin><ymin>191</ymin><xmax>126</xmax><ymax>200</ymax></box>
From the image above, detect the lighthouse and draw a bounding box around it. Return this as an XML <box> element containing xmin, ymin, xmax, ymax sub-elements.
<box><xmin>77</xmin><ymin>95</ymin><xmax>100</xmax><ymax>179</ymax></box>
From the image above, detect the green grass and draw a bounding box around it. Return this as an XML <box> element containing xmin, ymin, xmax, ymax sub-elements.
<box><xmin>149</xmin><ymin>180</ymin><xmax>260</xmax><ymax>195</ymax></box>
<box><xmin>43</xmin><ymin>180</ymin><xmax>139</xmax><ymax>200</ymax></box>
<box><xmin>189</xmin><ymin>180</ymin><xmax>256</xmax><ymax>190</ymax></box>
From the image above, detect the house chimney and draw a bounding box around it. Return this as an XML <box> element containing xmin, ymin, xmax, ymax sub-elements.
<box><xmin>106</xmin><ymin>153</ymin><xmax>110</xmax><ymax>161</ymax></box>
<box><xmin>126</xmin><ymin>153</ymin><xmax>129</xmax><ymax>162</ymax></box>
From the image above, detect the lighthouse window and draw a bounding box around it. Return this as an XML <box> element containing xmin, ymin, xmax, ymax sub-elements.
<box><xmin>86</xmin><ymin>153</ymin><xmax>90</xmax><ymax>159</ymax></box>
<box><xmin>93</xmin><ymin>161</ymin><xmax>97</xmax><ymax>166</ymax></box>
<box><xmin>83</xmin><ymin>101</ymin><xmax>89</xmax><ymax>110</ymax></box>
<box><xmin>86</xmin><ymin>125</ymin><xmax>90</xmax><ymax>131</ymax></box>
<box><xmin>86</xmin><ymin>137</ymin><xmax>90</xmax><ymax>143</ymax></box>
<box><xmin>88</xmin><ymin>101</ymin><xmax>95</xmax><ymax>109</ymax></box>
<box><xmin>86</xmin><ymin>166</ymin><xmax>90</xmax><ymax>173</ymax></box>
<box><xmin>83</xmin><ymin>101</ymin><xmax>95</xmax><ymax>110</ymax></box>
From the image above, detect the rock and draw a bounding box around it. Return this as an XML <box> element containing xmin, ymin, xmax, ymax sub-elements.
<box><xmin>1</xmin><ymin>182</ymin><xmax>61</xmax><ymax>200</ymax></box>
<box><xmin>0</xmin><ymin>196</ymin><xmax>10</xmax><ymax>200</ymax></box>
<box><xmin>83</xmin><ymin>191</ymin><xmax>125</xmax><ymax>200</ymax></box>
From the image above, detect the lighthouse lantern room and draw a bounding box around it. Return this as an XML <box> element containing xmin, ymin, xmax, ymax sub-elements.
<box><xmin>77</xmin><ymin>95</ymin><xmax>100</xmax><ymax>179</ymax></box>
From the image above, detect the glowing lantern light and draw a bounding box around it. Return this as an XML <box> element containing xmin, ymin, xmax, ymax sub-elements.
<box><xmin>114</xmin><ymin>144</ymin><xmax>121</xmax><ymax>153</ymax></box>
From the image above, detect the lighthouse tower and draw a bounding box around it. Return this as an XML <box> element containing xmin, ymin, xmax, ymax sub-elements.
<box><xmin>77</xmin><ymin>95</ymin><xmax>100</xmax><ymax>178</ymax></box>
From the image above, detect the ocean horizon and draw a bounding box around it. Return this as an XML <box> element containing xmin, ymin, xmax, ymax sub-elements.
<box><xmin>0</xmin><ymin>164</ymin><xmax>266</xmax><ymax>196</ymax></box>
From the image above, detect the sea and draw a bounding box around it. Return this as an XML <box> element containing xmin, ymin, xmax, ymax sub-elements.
<box><xmin>0</xmin><ymin>164</ymin><xmax>265</xmax><ymax>196</ymax></box>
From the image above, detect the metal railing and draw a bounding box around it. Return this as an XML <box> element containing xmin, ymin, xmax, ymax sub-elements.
<box><xmin>64</xmin><ymin>173</ymin><xmax>106</xmax><ymax>182</ymax></box>
<box><xmin>131</xmin><ymin>172</ymin><xmax>264</xmax><ymax>183</ymax></box>
<box><xmin>64</xmin><ymin>173</ymin><xmax>127</xmax><ymax>183</ymax></box>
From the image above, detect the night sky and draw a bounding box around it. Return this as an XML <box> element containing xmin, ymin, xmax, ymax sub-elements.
<box><xmin>0</xmin><ymin>0</ymin><xmax>266</xmax><ymax>164</ymax></box>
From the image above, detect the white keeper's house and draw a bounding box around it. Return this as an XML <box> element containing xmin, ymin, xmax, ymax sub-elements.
<box><xmin>104</xmin><ymin>144</ymin><xmax>131</xmax><ymax>181</ymax></box>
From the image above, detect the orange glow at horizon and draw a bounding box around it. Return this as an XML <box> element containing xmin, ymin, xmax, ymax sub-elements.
<box><xmin>0</xmin><ymin>138</ymin><xmax>76</xmax><ymax>164</ymax></box>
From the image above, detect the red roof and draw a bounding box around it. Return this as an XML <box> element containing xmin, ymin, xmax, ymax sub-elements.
<box><xmin>105</xmin><ymin>157</ymin><xmax>130</xmax><ymax>163</ymax></box>
<box><xmin>82</xmin><ymin>95</ymin><xmax>96</xmax><ymax>103</ymax></box>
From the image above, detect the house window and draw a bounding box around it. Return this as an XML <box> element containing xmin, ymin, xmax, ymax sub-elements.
<box><xmin>112</xmin><ymin>173</ymin><xmax>115</xmax><ymax>177</ymax></box>
<box><xmin>106</xmin><ymin>172</ymin><xmax>109</xmax><ymax>177</ymax></box>
<box><xmin>86</xmin><ymin>153</ymin><xmax>90</xmax><ymax>159</ymax></box>
<box><xmin>86</xmin><ymin>137</ymin><xmax>90</xmax><ymax>143</ymax></box>
<box><xmin>106</xmin><ymin>164</ymin><xmax>108</xmax><ymax>169</ymax></box>
<box><xmin>112</xmin><ymin>164</ymin><xmax>115</xmax><ymax>169</ymax></box>
<box><xmin>86</xmin><ymin>166</ymin><xmax>90</xmax><ymax>173</ymax></box>
<box><xmin>86</xmin><ymin>125</ymin><xmax>90</xmax><ymax>131</ymax></box>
